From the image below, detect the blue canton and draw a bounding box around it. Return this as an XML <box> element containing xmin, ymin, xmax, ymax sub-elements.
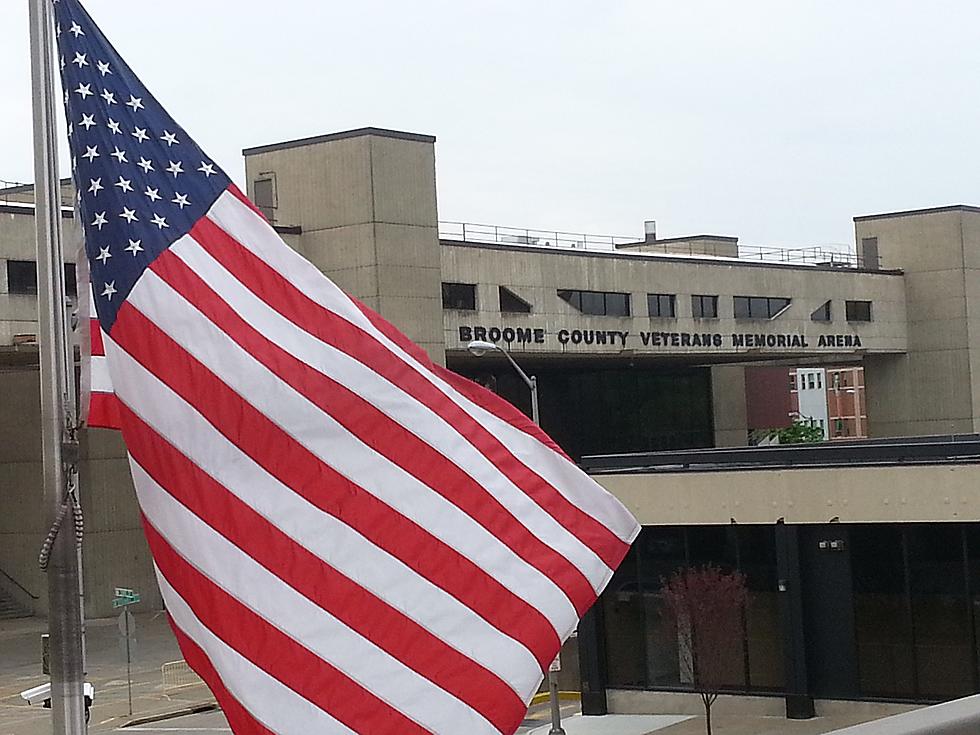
<box><xmin>53</xmin><ymin>0</ymin><xmax>232</xmax><ymax>331</ymax></box>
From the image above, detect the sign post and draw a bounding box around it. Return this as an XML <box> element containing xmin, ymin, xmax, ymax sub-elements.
<box><xmin>113</xmin><ymin>589</ymin><xmax>140</xmax><ymax>715</ymax></box>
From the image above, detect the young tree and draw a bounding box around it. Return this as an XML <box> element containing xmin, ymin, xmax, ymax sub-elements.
<box><xmin>661</xmin><ymin>565</ymin><xmax>749</xmax><ymax>735</ymax></box>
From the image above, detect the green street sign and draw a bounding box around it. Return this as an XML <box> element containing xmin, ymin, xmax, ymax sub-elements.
<box><xmin>112</xmin><ymin>588</ymin><xmax>141</xmax><ymax>608</ymax></box>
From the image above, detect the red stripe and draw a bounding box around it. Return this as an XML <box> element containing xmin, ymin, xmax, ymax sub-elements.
<box><xmin>351</xmin><ymin>297</ymin><xmax>570</xmax><ymax>460</ymax></box>
<box><xmin>110</xmin><ymin>302</ymin><xmax>560</xmax><ymax>667</ymax></box>
<box><xmin>89</xmin><ymin>318</ymin><xmax>105</xmax><ymax>355</ymax></box>
<box><xmin>87</xmin><ymin>392</ymin><xmax>122</xmax><ymax>430</ymax></box>
<box><xmin>167</xmin><ymin>617</ymin><xmax>277</xmax><ymax>735</ymax></box>
<box><xmin>189</xmin><ymin>216</ymin><xmax>628</xmax><ymax>573</ymax></box>
<box><xmin>144</xmin><ymin>519</ymin><xmax>432</xmax><ymax>735</ymax></box>
<box><xmin>151</xmin><ymin>249</ymin><xmax>596</xmax><ymax>617</ymax></box>
<box><xmin>122</xmin><ymin>404</ymin><xmax>526</xmax><ymax>733</ymax></box>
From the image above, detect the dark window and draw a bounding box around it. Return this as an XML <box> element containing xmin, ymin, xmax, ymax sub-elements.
<box><xmin>691</xmin><ymin>294</ymin><xmax>718</xmax><ymax>319</ymax></box>
<box><xmin>861</xmin><ymin>237</ymin><xmax>880</xmax><ymax>269</ymax></box>
<box><xmin>6</xmin><ymin>260</ymin><xmax>76</xmax><ymax>297</ymax></box>
<box><xmin>846</xmin><ymin>300</ymin><xmax>872</xmax><ymax>322</ymax></box>
<box><xmin>811</xmin><ymin>300</ymin><xmax>832</xmax><ymax>322</ymax></box>
<box><xmin>253</xmin><ymin>177</ymin><xmax>276</xmax><ymax>222</ymax></box>
<box><xmin>498</xmin><ymin>286</ymin><xmax>531</xmax><ymax>314</ymax></box>
<box><xmin>557</xmin><ymin>289</ymin><xmax>631</xmax><ymax>317</ymax></box>
<box><xmin>734</xmin><ymin>296</ymin><xmax>791</xmax><ymax>319</ymax></box>
<box><xmin>441</xmin><ymin>282</ymin><xmax>476</xmax><ymax>311</ymax></box>
<box><xmin>647</xmin><ymin>293</ymin><xmax>676</xmax><ymax>318</ymax></box>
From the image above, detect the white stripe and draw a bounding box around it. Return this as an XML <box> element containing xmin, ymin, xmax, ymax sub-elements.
<box><xmin>89</xmin><ymin>355</ymin><xmax>114</xmax><ymax>393</ymax></box>
<box><xmin>134</xmin><ymin>461</ymin><xmax>500</xmax><ymax>735</ymax></box>
<box><xmin>207</xmin><ymin>193</ymin><xmax>638</xmax><ymax>547</ymax></box>
<box><xmin>100</xmin><ymin>330</ymin><xmax>542</xmax><ymax>698</ymax></box>
<box><xmin>155</xmin><ymin>571</ymin><xmax>355</xmax><ymax>735</ymax></box>
<box><xmin>171</xmin><ymin>235</ymin><xmax>612</xmax><ymax>590</ymax></box>
<box><xmin>123</xmin><ymin>267</ymin><xmax>579</xmax><ymax>632</ymax></box>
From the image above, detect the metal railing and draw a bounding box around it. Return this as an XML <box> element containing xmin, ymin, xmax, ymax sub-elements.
<box><xmin>439</xmin><ymin>220</ymin><xmax>876</xmax><ymax>269</ymax></box>
<box><xmin>161</xmin><ymin>660</ymin><xmax>204</xmax><ymax>691</ymax></box>
<box><xmin>825</xmin><ymin>693</ymin><xmax>980</xmax><ymax>734</ymax></box>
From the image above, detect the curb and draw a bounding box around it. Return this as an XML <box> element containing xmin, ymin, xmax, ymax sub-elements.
<box><xmin>530</xmin><ymin>691</ymin><xmax>581</xmax><ymax>706</ymax></box>
<box><xmin>121</xmin><ymin>701</ymin><xmax>218</xmax><ymax>728</ymax></box>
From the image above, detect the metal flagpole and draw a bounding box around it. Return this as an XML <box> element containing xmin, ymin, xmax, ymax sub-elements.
<box><xmin>28</xmin><ymin>0</ymin><xmax>88</xmax><ymax>732</ymax></box>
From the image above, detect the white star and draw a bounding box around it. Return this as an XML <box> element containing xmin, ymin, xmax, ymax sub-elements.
<box><xmin>97</xmin><ymin>60</ymin><xmax>112</xmax><ymax>76</ymax></box>
<box><xmin>119</xmin><ymin>208</ymin><xmax>139</xmax><ymax>223</ymax></box>
<box><xmin>160</xmin><ymin>130</ymin><xmax>179</xmax><ymax>147</ymax></box>
<box><xmin>101</xmin><ymin>89</ymin><xmax>117</xmax><ymax>105</ymax></box>
<box><xmin>144</xmin><ymin>186</ymin><xmax>161</xmax><ymax>202</ymax></box>
<box><xmin>126</xmin><ymin>95</ymin><xmax>144</xmax><ymax>112</ymax></box>
<box><xmin>198</xmin><ymin>161</ymin><xmax>216</xmax><ymax>177</ymax></box>
<box><xmin>125</xmin><ymin>239</ymin><xmax>144</xmax><ymax>256</ymax></box>
<box><xmin>71</xmin><ymin>52</ymin><xmax>88</xmax><ymax>68</ymax></box>
<box><xmin>114</xmin><ymin>176</ymin><xmax>134</xmax><ymax>193</ymax></box>
<box><xmin>132</xmin><ymin>127</ymin><xmax>149</xmax><ymax>143</ymax></box>
<box><xmin>81</xmin><ymin>145</ymin><xmax>99</xmax><ymax>162</ymax></box>
<box><xmin>56</xmin><ymin>24</ymin><xmax>62</xmax><ymax>37</ymax></box>
<box><xmin>107</xmin><ymin>118</ymin><xmax>122</xmax><ymax>135</ymax></box>
<box><xmin>165</xmin><ymin>160</ymin><xmax>184</xmax><ymax>178</ymax></box>
<box><xmin>101</xmin><ymin>281</ymin><xmax>117</xmax><ymax>300</ymax></box>
<box><xmin>137</xmin><ymin>157</ymin><xmax>154</xmax><ymax>174</ymax></box>
<box><xmin>60</xmin><ymin>56</ymin><xmax>65</xmax><ymax>71</ymax></box>
<box><xmin>91</xmin><ymin>212</ymin><xmax>108</xmax><ymax>230</ymax></box>
<box><xmin>79</xmin><ymin>113</ymin><xmax>96</xmax><ymax>130</ymax></box>
<box><xmin>75</xmin><ymin>83</ymin><xmax>93</xmax><ymax>99</ymax></box>
<box><xmin>110</xmin><ymin>147</ymin><xmax>128</xmax><ymax>164</ymax></box>
<box><xmin>67</xmin><ymin>123</ymin><xmax>73</xmax><ymax>138</ymax></box>
<box><xmin>88</xmin><ymin>178</ymin><xmax>103</xmax><ymax>196</ymax></box>
<box><xmin>68</xmin><ymin>22</ymin><xmax>84</xmax><ymax>37</ymax></box>
<box><xmin>96</xmin><ymin>246</ymin><xmax>112</xmax><ymax>264</ymax></box>
<box><xmin>171</xmin><ymin>193</ymin><xmax>190</xmax><ymax>209</ymax></box>
<box><xmin>150</xmin><ymin>214</ymin><xmax>170</xmax><ymax>229</ymax></box>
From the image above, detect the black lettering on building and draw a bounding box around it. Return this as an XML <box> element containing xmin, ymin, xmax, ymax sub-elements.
<box><xmin>733</xmin><ymin>334</ymin><xmax>745</xmax><ymax>347</ymax></box>
<box><xmin>558</xmin><ymin>329</ymin><xmax>570</xmax><ymax>344</ymax></box>
<box><xmin>459</xmin><ymin>325</ymin><xmax>473</xmax><ymax>342</ymax></box>
<box><xmin>534</xmin><ymin>329</ymin><xmax>546</xmax><ymax>344</ymax></box>
<box><xmin>502</xmin><ymin>327</ymin><xmax>516</xmax><ymax>343</ymax></box>
<box><xmin>681</xmin><ymin>333</ymin><xmax>692</xmax><ymax>347</ymax></box>
<box><xmin>473</xmin><ymin>326</ymin><xmax>487</xmax><ymax>341</ymax></box>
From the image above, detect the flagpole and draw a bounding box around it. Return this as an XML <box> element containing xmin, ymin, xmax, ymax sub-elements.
<box><xmin>28</xmin><ymin>0</ymin><xmax>88</xmax><ymax>733</ymax></box>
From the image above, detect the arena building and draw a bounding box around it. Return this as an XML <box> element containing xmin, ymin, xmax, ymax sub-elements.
<box><xmin>3</xmin><ymin>127</ymin><xmax>980</xmax><ymax>718</ymax></box>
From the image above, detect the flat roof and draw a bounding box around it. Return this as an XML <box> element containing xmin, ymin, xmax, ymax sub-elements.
<box><xmin>854</xmin><ymin>204</ymin><xmax>980</xmax><ymax>222</ymax></box>
<box><xmin>243</xmin><ymin>127</ymin><xmax>436</xmax><ymax>157</ymax></box>
<box><xmin>440</xmin><ymin>238</ymin><xmax>904</xmax><ymax>276</ymax></box>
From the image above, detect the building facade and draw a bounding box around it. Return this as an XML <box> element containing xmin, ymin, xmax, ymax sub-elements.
<box><xmin>3</xmin><ymin>127</ymin><xmax>980</xmax><ymax>716</ymax></box>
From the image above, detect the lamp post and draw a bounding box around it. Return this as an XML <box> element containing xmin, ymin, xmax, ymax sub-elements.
<box><xmin>466</xmin><ymin>340</ymin><xmax>563</xmax><ymax>735</ymax></box>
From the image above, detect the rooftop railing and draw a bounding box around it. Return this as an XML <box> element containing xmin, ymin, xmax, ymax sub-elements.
<box><xmin>439</xmin><ymin>220</ymin><xmax>876</xmax><ymax>269</ymax></box>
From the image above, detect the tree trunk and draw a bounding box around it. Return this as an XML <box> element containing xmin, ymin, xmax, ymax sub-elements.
<box><xmin>702</xmin><ymin>692</ymin><xmax>715</xmax><ymax>735</ymax></box>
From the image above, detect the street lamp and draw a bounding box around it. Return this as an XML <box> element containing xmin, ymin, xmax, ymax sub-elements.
<box><xmin>465</xmin><ymin>339</ymin><xmax>563</xmax><ymax>734</ymax></box>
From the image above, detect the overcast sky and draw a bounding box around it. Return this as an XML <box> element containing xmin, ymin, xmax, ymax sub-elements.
<box><xmin>2</xmin><ymin>0</ymin><xmax>979</xmax><ymax>247</ymax></box>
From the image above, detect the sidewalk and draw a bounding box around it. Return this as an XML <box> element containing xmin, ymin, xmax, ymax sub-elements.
<box><xmin>0</xmin><ymin>613</ymin><xmax>214</xmax><ymax>735</ymax></box>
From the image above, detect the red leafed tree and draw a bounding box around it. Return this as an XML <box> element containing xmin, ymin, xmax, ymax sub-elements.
<box><xmin>661</xmin><ymin>565</ymin><xmax>749</xmax><ymax>735</ymax></box>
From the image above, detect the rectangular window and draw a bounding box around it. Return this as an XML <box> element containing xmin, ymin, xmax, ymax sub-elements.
<box><xmin>647</xmin><ymin>293</ymin><xmax>676</xmax><ymax>318</ymax></box>
<box><xmin>733</xmin><ymin>295</ymin><xmax>791</xmax><ymax>319</ymax></box>
<box><xmin>6</xmin><ymin>260</ymin><xmax>76</xmax><ymax>297</ymax></box>
<box><xmin>557</xmin><ymin>289</ymin><xmax>631</xmax><ymax>316</ymax></box>
<box><xmin>861</xmin><ymin>237</ymin><xmax>879</xmax><ymax>270</ymax></box>
<box><xmin>498</xmin><ymin>286</ymin><xmax>531</xmax><ymax>313</ymax></box>
<box><xmin>691</xmin><ymin>294</ymin><xmax>718</xmax><ymax>319</ymax></box>
<box><xmin>441</xmin><ymin>282</ymin><xmax>476</xmax><ymax>311</ymax></box>
<box><xmin>789</xmin><ymin>373</ymin><xmax>797</xmax><ymax>390</ymax></box>
<box><xmin>846</xmin><ymin>300</ymin><xmax>872</xmax><ymax>322</ymax></box>
<box><xmin>253</xmin><ymin>176</ymin><xmax>276</xmax><ymax>222</ymax></box>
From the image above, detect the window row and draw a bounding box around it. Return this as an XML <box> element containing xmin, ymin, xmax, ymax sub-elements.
<box><xmin>441</xmin><ymin>282</ymin><xmax>874</xmax><ymax>322</ymax></box>
<box><xmin>4</xmin><ymin>260</ymin><xmax>77</xmax><ymax>298</ymax></box>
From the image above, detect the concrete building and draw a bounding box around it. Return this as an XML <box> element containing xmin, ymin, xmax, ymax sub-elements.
<box><xmin>3</xmin><ymin>128</ymin><xmax>980</xmax><ymax>716</ymax></box>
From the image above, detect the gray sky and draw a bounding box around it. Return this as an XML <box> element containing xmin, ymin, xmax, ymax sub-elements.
<box><xmin>2</xmin><ymin>0</ymin><xmax>979</xmax><ymax>247</ymax></box>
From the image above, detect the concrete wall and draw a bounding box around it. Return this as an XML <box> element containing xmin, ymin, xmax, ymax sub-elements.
<box><xmin>0</xmin><ymin>368</ymin><xmax>158</xmax><ymax>619</ymax></box>
<box><xmin>243</xmin><ymin>128</ymin><xmax>445</xmax><ymax>364</ymax></box>
<box><xmin>597</xmin><ymin>462</ymin><xmax>980</xmax><ymax>526</ymax></box>
<box><xmin>440</xmin><ymin>243</ymin><xmax>908</xmax><ymax>361</ymax></box>
<box><xmin>857</xmin><ymin>207</ymin><xmax>980</xmax><ymax>436</ymax></box>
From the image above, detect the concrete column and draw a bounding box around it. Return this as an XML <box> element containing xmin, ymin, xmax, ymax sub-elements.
<box><xmin>243</xmin><ymin>128</ymin><xmax>445</xmax><ymax>365</ymax></box>
<box><xmin>711</xmin><ymin>365</ymin><xmax>749</xmax><ymax>447</ymax></box>
<box><xmin>856</xmin><ymin>207</ymin><xmax>980</xmax><ymax>437</ymax></box>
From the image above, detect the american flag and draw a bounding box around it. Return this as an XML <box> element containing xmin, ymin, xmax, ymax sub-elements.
<box><xmin>54</xmin><ymin>1</ymin><xmax>640</xmax><ymax>732</ymax></box>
